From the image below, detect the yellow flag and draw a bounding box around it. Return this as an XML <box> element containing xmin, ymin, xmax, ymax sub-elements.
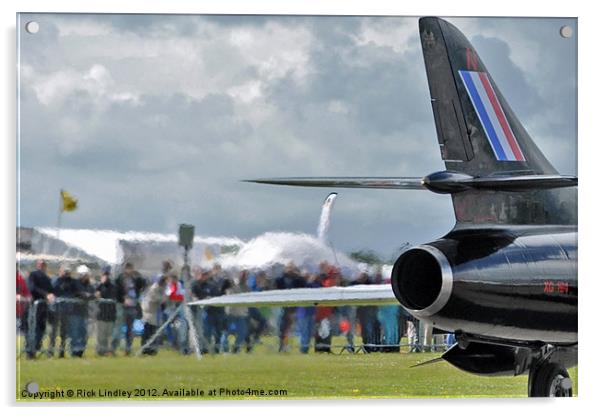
<box><xmin>60</xmin><ymin>190</ymin><xmax>78</xmax><ymax>212</ymax></box>
<box><xmin>203</xmin><ymin>247</ymin><xmax>214</xmax><ymax>261</ymax></box>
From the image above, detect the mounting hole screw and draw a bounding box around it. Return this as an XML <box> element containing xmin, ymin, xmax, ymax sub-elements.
<box><xmin>559</xmin><ymin>25</ymin><xmax>573</xmax><ymax>38</ymax></box>
<box><xmin>25</xmin><ymin>21</ymin><xmax>39</xmax><ymax>34</ymax></box>
<box><xmin>25</xmin><ymin>382</ymin><xmax>39</xmax><ymax>394</ymax></box>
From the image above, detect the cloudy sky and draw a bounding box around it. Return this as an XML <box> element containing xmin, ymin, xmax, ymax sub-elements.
<box><xmin>17</xmin><ymin>14</ymin><xmax>577</xmax><ymax>259</ymax></box>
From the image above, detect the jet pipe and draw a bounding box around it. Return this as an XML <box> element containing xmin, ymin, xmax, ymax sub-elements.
<box><xmin>390</xmin><ymin>244</ymin><xmax>453</xmax><ymax>318</ymax></box>
<box><xmin>390</xmin><ymin>227</ymin><xmax>577</xmax><ymax>344</ymax></box>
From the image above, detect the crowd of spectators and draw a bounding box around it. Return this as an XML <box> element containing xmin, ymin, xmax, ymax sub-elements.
<box><xmin>17</xmin><ymin>258</ymin><xmax>453</xmax><ymax>359</ymax></box>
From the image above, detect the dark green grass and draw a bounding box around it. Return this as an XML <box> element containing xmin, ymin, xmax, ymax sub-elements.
<box><xmin>16</xmin><ymin>336</ymin><xmax>578</xmax><ymax>401</ymax></box>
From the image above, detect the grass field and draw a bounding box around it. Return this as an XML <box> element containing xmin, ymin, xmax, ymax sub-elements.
<box><xmin>16</xmin><ymin>336</ymin><xmax>578</xmax><ymax>401</ymax></box>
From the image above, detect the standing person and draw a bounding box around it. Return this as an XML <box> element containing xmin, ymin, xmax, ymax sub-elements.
<box><xmin>155</xmin><ymin>260</ymin><xmax>174</xmax><ymax>345</ymax></box>
<box><xmin>165</xmin><ymin>272</ymin><xmax>188</xmax><ymax>354</ymax></box>
<box><xmin>377</xmin><ymin>305</ymin><xmax>401</xmax><ymax>353</ymax></box>
<box><xmin>113</xmin><ymin>262</ymin><xmax>146</xmax><ymax>356</ymax></box>
<box><xmin>407</xmin><ymin>314</ymin><xmax>422</xmax><ymax>352</ymax></box>
<box><xmin>141</xmin><ymin>275</ymin><xmax>168</xmax><ymax>355</ymax></box>
<box><xmin>193</xmin><ymin>265</ymin><xmax>227</xmax><ymax>354</ymax></box>
<box><xmin>25</xmin><ymin>260</ymin><xmax>54</xmax><ymax>359</ymax></box>
<box><xmin>314</xmin><ymin>263</ymin><xmax>339</xmax><ymax>353</ymax></box>
<box><xmin>377</xmin><ymin>275</ymin><xmax>401</xmax><ymax>353</ymax></box>
<box><xmin>50</xmin><ymin>264</ymin><xmax>79</xmax><ymax>358</ymax></box>
<box><xmin>223</xmin><ymin>270</ymin><xmax>250</xmax><ymax>353</ymax></box>
<box><xmin>211</xmin><ymin>264</ymin><xmax>230</xmax><ymax>353</ymax></box>
<box><xmin>275</xmin><ymin>262</ymin><xmax>305</xmax><ymax>352</ymax></box>
<box><xmin>69</xmin><ymin>266</ymin><xmax>95</xmax><ymax>357</ymax></box>
<box><xmin>353</xmin><ymin>271</ymin><xmax>380</xmax><ymax>353</ymax></box>
<box><xmin>190</xmin><ymin>267</ymin><xmax>213</xmax><ymax>353</ymax></box>
<box><xmin>95</xmin><ymin>266</ymin><xmax>117</xmax><ymax>356</ymax></box>
<box><xmin>17</xmin><ymin>268</ymin><xmax>31</xmax><ymax>337</ymax></box>
<box><xmin>245</xmin><ymin>270</ymin><xmax>268</xmax><ymax>352</ymax></box>
<box><xmin>342</xmin><ymin>305</ymin><xmax>356</xmax><ymax>353</ymax></box>
<box><xmin>297</xmin><ymin>271</ymin><xmax>320</xmax><ymax>354</ymax></box>
<box><xmin>218</xmin><ymin>271</ymin><xmax>234</xmax><ymax>352</ymax></box>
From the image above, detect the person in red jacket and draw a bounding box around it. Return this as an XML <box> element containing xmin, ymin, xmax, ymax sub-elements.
<box><xmin>167</xmin><ymin>276</ymin><xmax>185</xmax><ymax>302</ymax></box>
<box><xmin>165</xmin><ymin>273</ymin><xmax>188</xmax><ymax>354</ymax></box>
<box><xmin>314</xmin><ymin>262</ymin><xmax>342</xmax><ymax>353</ymax></box>
<box><xmin>16</xmin><ymin>268</ymin><xmax>31</xmax><ymax>335</ymax></box>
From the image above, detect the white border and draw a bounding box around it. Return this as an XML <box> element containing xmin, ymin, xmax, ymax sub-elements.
<box><xmin>2</xmin><ymin>1</ymin><xmax>598</xmax><ymax>414</ymax></box>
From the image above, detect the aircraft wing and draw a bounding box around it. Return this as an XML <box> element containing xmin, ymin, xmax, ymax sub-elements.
<box><xmin>188</xmin><ymin>284</ymin><xmax>398</xmax><ymax>307</ymax></box>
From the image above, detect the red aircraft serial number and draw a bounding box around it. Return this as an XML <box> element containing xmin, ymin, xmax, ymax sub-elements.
<box><xmin>543</xmin><ymin>281</ymin><xmax>569</xmax><ymax>294</ymax></box>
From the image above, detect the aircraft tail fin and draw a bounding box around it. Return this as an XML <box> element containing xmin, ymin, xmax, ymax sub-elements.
<box><xmin>419</xmin><ymin>17</ymin><xmax>576</xmax><ymax>226</ymax></box>
<box><xmin>419</xmin><ymin>17</ymin><xmax>556</xmax><ymax>175</ymax></box>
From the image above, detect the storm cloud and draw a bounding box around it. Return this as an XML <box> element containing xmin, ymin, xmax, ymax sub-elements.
<box><xmin>17</xmin><ymin>14</ymin><xmax>577</xmax><ymax>259</ymax></box>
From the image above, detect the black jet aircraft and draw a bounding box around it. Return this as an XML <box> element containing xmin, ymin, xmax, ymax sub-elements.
<box><xmin>193</xmin><ymin>17</ymin><xmax>578</xmax><ymax>397</ymax></box>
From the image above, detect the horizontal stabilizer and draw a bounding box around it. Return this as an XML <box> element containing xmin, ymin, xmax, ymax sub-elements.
<box><xmin>243</xmin><ymin>177</ymin><xmax>424</xmax><ymax>190</ymax></box>
<box><xmin>188</xmin><ymin>284</ymin><xmax>398</xmax><ymax>308</ymax></box>
<box><xmin>245</xmin><ymin>172</ymin><xmax>577</xmax><ymax>194</ymax></box>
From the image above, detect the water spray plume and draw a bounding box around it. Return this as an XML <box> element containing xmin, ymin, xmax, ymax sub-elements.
<box><xmin>317</xmin><ymin>192</ymin><xmax>337</xmax><ymax>242</ymax></box>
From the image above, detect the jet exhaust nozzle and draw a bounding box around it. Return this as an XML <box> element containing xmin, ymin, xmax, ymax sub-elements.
<box><xmin>391</xmin><ymin>244</ymin><xmax>453</xmax><ymax>318</ymax></box>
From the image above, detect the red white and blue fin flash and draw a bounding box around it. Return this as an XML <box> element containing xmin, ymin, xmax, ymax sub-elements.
<box><xmin>458</xmin><ymin>70</ymin><xmax>525</xmax><ymax>162</ymax></box>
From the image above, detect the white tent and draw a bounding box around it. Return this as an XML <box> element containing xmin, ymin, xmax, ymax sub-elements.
<box><xmin>30</xmin><ymin>228</ymin><xmax>244</xmax><ymax>275</ymax></box>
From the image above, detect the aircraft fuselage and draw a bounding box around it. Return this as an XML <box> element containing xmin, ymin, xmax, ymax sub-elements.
<box><xmin>392</xmin><ymin>225</ymin><xmax>577</xmax><ymax>345</ymax></box>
